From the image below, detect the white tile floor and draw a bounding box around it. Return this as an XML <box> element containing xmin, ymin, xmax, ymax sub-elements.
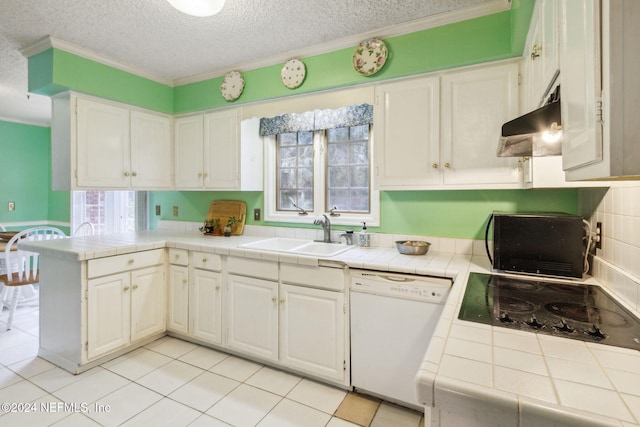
<box><xmin>0</xmin><ymin>303</ymin><xmax>424</xmax><ymax>427</ymax></box>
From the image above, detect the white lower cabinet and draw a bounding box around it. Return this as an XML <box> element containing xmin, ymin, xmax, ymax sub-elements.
<box><xmin>227</xmin><ymin>274</ymin><xmax>279</xmax><ymax>361</ymax></box>
<box><xmin>167</xmin><ymin>264</ymin><xmax>189</xmax><ymax>334</ymax></box>
<box><xmin>280</xmin><ymin>284</ymin><xmax>345</xmax><ymax>381</ymax></box>
<box><xmin>87</xmin><ymin>263</ymin><xmax>165</xmax><ymax>360</ymax></box>
<box><xmin>191</xmin><ymin>269</ymin><xmax>223</xmax><ymax>345</ymax></box>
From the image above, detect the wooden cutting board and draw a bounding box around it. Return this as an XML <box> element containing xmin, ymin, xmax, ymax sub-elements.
<box><xmin>206</xmin><ymin>200</ymin><xmax>246</xmax><ymax>235</ymax></box>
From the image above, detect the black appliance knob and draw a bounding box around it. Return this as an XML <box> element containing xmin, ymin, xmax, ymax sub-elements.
<box><xmin>525</xmin><ymin>315</ymin><xmax>544</xmax><ymax>329</ymax></box>
<box><xmin>585</xmin><ymin>324</ymin><xmax>606</xmax><ymax>340</ymax></box>
<box><xmin>553</xmin><ymin>319</ymin><xmax>575</xmax><ymax>333</ymax></box>
<box><xmin>499</xmin><ymin>311</ymin><xmax>515</xmax><ymax>323</ymax></box>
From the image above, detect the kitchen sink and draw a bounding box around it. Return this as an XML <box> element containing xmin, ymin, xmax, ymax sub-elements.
<box><xmin>239</xmin><ymin>237</ymin><xmax>352</xmax><ymax>257</ymax></box>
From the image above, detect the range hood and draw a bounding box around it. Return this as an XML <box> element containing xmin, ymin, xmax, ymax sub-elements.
<box><xmin>497</xmin><ymin>85</ymin><xmax>562</xmax><ymax>157</ymax></box>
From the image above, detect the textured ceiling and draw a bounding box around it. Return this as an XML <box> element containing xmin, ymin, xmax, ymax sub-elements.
<box><xmin>0</xmin><ymin>0</ymin><xmax>499</xmax><ymax>126</ymax></box>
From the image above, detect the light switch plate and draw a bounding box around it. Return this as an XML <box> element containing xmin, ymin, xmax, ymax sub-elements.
<box><xmin>173</xmin><ymin>205</ymin><xmax>179</xmax><ymax>216</ymax></box>
<box><xmin>8</xmin><ymin>201</ymin><xmax>15</xmax><ymax>211</ymax></box>
<box><xmin>155</xmin><ymin>205</ymin><xmax>161</xmax><ymax>215</ymax></box>
<box><xmin>254</xmin><ymin>208</ymin><xmax>261</xmax><ymax>221</ymax></box>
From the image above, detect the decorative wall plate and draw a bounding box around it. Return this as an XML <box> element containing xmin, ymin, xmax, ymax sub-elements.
<box><xmin>220</xmin><ymin>71</ymin><xmax>245</xmax><ymax>101</ymax></box>
<box><xmin>281</xmin><ymin>59</ymin><xmax>306</xmax><ymax>89</ymax></box>
<box><xmin>352</xmin><ymin>38</ymin><xmax>388</xmax><ymax>76</ymax></box>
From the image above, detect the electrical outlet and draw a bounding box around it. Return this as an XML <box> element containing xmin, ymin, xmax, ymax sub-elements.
<box><xmin>173</xmin><ymin>205</ymin><xmax>179</xmax><ymax>216</ymax></box>
<box><xmin>254</xmin><ymin>208</ymin><xmax>261</xmax><ymax>221</ymax></box>
<box><xmin>8</xmin><ymin>201</ymin><xmax>15</xmax><ymax>211</ymax></box>
<box><xmin>595</xmin><ymin>221</ymin><xmax>602</xmax><ymax>249</ymax></box>
<box><xmin>155</xmin><ymin>205</ymin><xmax>161</xmax><ymax>216</ymax></box>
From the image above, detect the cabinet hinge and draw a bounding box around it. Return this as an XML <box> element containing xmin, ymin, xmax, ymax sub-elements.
<box><xmin>84</xmin><ymin>290</ymin><xmax>88</xmax><ymax>300</ymax></box>
<box><xmin>517</xmin><ymin>73</ymin><xmax>522</xmax><ymax>86</ymax></box>
<box><xmin>85</xmin><ymin>341</ymin><xmax>88</xmax><ymax>350</ymax></box>
<box><xmin>595</xmin><ymin>97</ymin><xmax>603</xmax><ymax>123</ymax></box>
<box><xmin>343</xmin><ymin>360</ymin><xmax>346</xmax><ymax>370</ymax></box>
<box><xmin>343</xmin><ymin>303</ymin><xmax>346</xmax><ymax>314</ymax></box>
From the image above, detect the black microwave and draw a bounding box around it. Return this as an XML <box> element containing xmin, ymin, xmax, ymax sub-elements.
<box><xmin>491</xmin><ymin>212</ymin><xmax>585</xmax><ymax>279</ymax></box>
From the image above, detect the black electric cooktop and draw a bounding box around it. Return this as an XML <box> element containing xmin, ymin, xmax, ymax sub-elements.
<box><xmin>459</xmin><ymin>272</ymin><xmax>640</xmax><ymax>351</ymax></box>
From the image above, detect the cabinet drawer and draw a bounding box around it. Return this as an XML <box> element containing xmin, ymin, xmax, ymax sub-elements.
<box><xmin>168</xmin><ymin>248</ymin><xmax>188</xmax><ymax>266</ymax></box>
<box><xmin>280</xmin><ymin>264</ymin><xmax>345</xmax><ymax>291</ymax></box>
<box><xmin>227</xmin><ymin>257</ymin><xmax>278</xmax><ymax>281</ymax></box>
<box><xmin>88</xmin><ymin>249</ymin><xmax>165</xmax><ymax>279</ymax></box>
<box><xmin>191</xmin><ymin>252</ymin><xmax>222</xmax><ymax>271</ymax></box>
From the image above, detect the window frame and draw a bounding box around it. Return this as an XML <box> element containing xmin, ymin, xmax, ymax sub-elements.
<box><xmin>264</xmin><ymin>129</ymin><xmax>380</xmax><ymax>226</ymax></box>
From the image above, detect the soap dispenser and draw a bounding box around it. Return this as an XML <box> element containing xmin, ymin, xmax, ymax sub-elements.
<box><xmin>358</xmin><ymin>222</ymin><xmax>370</xmax><ymax>248</ymax></box>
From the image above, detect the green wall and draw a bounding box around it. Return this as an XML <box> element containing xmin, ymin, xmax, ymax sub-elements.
<box><xmin>22</xmin><ymin>1</ymin><xmax>569</xmax><ymax>240</ymax></box>
<box><xmin>0</xmin><ymin>121</ymin><xmax>51</xmax><ymax>230</ymax></box>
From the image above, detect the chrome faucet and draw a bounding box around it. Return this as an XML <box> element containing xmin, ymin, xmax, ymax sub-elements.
<box><xmin>313</xmin><ymin>214</ymin><xmax>332</xmax><ymax>243</ymax></box>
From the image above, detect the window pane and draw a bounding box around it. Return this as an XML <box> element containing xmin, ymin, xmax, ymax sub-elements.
<box><xmin>277</xmin><ymin>132</ymin><xmax>314</xmax><ymax>211</ymax></box>
<box><xmin>327</xmin><ymin>127</ymin><xmax>349</xmax><ymax>143</ymax></box>
<box><xmin>280</xmin><ymin>132</ymin><xmax>298</xmax><ymax>146</ymax></box>
<box><xmin>72</xmin><ymin>190</ymin><xmax>147</xmax><ymax>235</ymax></box>
<box><xmin>351</xmin><ymin>166</ymin><xmax>369</xmax><ymax>187</ymax></box>
<box><xmin>350</xmin><ymin>125</ymin><xmax>369</xmax><ymax>141</ymax></box>
<box><xmin>326</xmin><ymin>126</ymin><xmax>370</xmax><ymax>213</ymax></box>
<box><xmin>328</xmin><ymin>143</ymin><xmax>348</xmax><ymax>165</ymax></box>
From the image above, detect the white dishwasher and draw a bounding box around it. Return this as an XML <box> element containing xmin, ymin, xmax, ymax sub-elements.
<box><xmin>350</xmin><ymin>269</ymin><xmax>451</xmax><ymax>409</ymax></box>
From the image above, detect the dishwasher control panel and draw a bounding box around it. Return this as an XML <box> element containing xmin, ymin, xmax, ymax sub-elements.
<box><xmin>350</xmin><ymin>270</ymin><xmax>452</xmax><ymax>303</ymax></box>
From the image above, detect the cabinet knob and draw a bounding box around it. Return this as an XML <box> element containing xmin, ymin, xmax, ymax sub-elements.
<box><xmin>215</xmin><ymin>286</ymin><xmax>220</xmax><ymax>291</ymax></box>
<box><xmin>280</xmin><ymin>298</ymin><xmax>285</xmax><ymax>304</ymax></box>
<box><xmin>202</xmin><ymin>258</ymin><xmax>207</xmax><ymax>263</ymax></box>
<box><xmin>432</xmin><ymin>163</ymin><xmax>439</xmax><ymax>169</ymax></box>
<box><xmin>133</xmin><ymin>284</ymin><xmax>138</xmax><ymax>290</ymax></box>
<box><xmin>123</xmin><ymin>286</ymin><xmax>130</xmax><ymax>291</ymax></box>
<box><xmin>174</xmin><ymin>254</ymin><xmax>180</xmax><ymax>260</ymax></box>
<box><xmin>444</xmin><ymin>162</ymin><xmax>451</xmax><ymax>168</ymax></box>
<box><xmin>272</xmin><ymin>297</ymin><xmax>277</xmax><ymax>303</ymax></box>
<box><xmin>531</xmin><ymin>44</ymin><xmax>542</xmax><ymax>60</ymax></box>
<box><xmin>198</xmin><ymin>173</ymin><xmax>203</xmax><ymax>178</ymax></box>
<box><xmin>203</xmin><ymin>173</ymin><xmax>208</xmax><ymax>178</ymax></box>
<box><xmin>128</xmin><ymin>259</ymin><xmax>135</xmax><ymax>265</ymax></box>
<box><xmin>182</xmin><ymin>279</ymin><xmax>187</xmax><ymax>284</ymax></box>
<box><xmin>131</xmin><ymin>171</ymin><xmax>137</xmax><ymax>177</ymax></box>
<box><xmin>124</xmin><ymin>171</ymin><xmax>130</xmax><ymax>177</ymax></box>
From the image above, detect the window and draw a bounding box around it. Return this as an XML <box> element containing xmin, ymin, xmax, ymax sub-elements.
<box><xmin>269</xmin><ymin>127</ymin><xmax>377</xmax><ymax>225</ymax></box>
<box><xmin>326</xmin><ymin>125</ymin><xmax>370</xmax><ymax>213</ymax></box>
<box><xmin>72</xmin><ymin>191</ymin><xmax>148</xmax><ymax>235</ymax></box>
<box><xmin>277</xmin><ymin>131</ymin><xmax>314</xmax><ymax>212</ymax></box>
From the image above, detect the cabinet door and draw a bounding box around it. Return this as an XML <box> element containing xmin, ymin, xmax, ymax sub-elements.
<box><xmin>204</xmin><ymin>109</ymin><xmax>240</xmax><ymax>189</ymax></box>
<box><xmin>374</xmin><ymin>76</ymin><xmax>441</xmax><ymax>189</ymax></box>
<box><xmin>191</xmin><ymin>269</ymin><xmax>223</xmax><ymax>345</ymax></box>
<box><xmin>540</xmin><ymin>0</ymin><xmax>559</xmax><ymax>89</ymax></box>
<box><xmin>560</xmin><ymin>0</ymin><xmax>602</xmax><ymax>171</ymax></box>
<box><xmin>130</xmin><ymin>110</ymin><xmax>172</xmax><ymax>189</ymax></box>
<box><xmin>441</xmin><ymin>62</ymin><xmax>522</xmax><ymax>186</ymax></box>
<box><xmin>130</xmin><ymin>266</ymin><xmax>166</xmax><ymax>342</ymax></box>
<box><xmin>227</xmin><ymin>275</ymin><xmax>278</xmax><ymax>361</ymax></box>
<box><xmin>174</xmin><ymin>115</ymin><xmax>205</xmax><ymax>189</ymax></box>
<box><xmin>87</xmin><ymin>273</ymin><xmax>130</xmax><ymax>359</ymax></box>
<box><xmin>167</xmin><ymin>265</ymin><xmax>189</xmax><ymax>334</ymax></box>
<box><xmin>280</xmin><ymin>284</ymin><xmax>345</xmax><ymax>381</ymax></box>
<box><xmin>76</xmin><ymin>98</ymin><xmax>130</xmax><ymax>188</ymax></box>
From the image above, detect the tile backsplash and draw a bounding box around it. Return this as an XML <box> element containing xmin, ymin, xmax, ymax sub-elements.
<box><xmin>579</xmin><ymin>184</ymin><xmax>640</xmax><ymax>311</ymax></box>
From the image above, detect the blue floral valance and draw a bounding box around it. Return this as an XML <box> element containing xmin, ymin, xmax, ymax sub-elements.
<box><xmin>259</xmin><ymin>103</ymin><xmax>373</xmax><ymax>136</ymax></box>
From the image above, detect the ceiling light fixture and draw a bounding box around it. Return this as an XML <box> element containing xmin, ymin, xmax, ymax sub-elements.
<box><xmin>167</xmin><ymin>0</ymin><xmax>225</xmax><ymax>17</ymax></box>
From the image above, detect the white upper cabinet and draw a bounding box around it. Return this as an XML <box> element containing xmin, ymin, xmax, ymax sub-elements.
<box><xmin>53</xmin><ymin>93</ymin><xmax>173</xmax><ymax>190</ymax></box>
<box><xmin>375</xmin><ymin>60</ymin><xmax>521</xmax><ymax>190</ymax></box>
<box><xmin>374</xmin><ymin>76</ymin><xmax>441</xmax><ymax>188</ymax></box>
<box><xmin>561</xmin><ymin>0</ymin><xmax>640</xmax><ymax>180</ymax></box>
<box><xmin>76</xmin><ymin>98</ymin><xmax>130</xmax><ymax>188</ymax></box>
<box><xmin>130</xmin><ymin>110</ymin><xmax>173</xmax><ymax>189</ymax></box>
<box><xmin>440</xmin><ymin>61</ymin><xmax>521</xmax><ymax>187</ymax></box>
<box><xmin>174</xmin><ymin>109</ymin><xmax>262</xmax><ymax>190</ymax></box>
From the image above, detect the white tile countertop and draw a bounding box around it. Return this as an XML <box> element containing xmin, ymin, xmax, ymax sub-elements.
<box><xmin>20</xmin><ymin>230</ymin><xmax>640</xmax><ymax>426</ymax></box>
<box><xmin>416</xmin><ymin>255</ymin><xmax>640</xmax><ymax>427</ymax></box>
<box><xmin>18</xmin><ymin>230</ymin><xmax>464</xmax><ymax>278</ymax></box>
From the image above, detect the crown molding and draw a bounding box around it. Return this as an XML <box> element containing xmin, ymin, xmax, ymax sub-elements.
<box><xmin>21</xmin><ymin>36</ymin><xmax>174</xmax><ymax>86</ymax></box>
<box><xmin>20</xmin><ymin>0</ymin><xmax>509</xmax><ymax>89</ymax></box>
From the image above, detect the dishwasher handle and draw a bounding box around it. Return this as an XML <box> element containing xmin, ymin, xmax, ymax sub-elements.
<box><xmin>378</xmin><ymin>275</ymin><xmax>415</xmax><ymax>283</ymax></box>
